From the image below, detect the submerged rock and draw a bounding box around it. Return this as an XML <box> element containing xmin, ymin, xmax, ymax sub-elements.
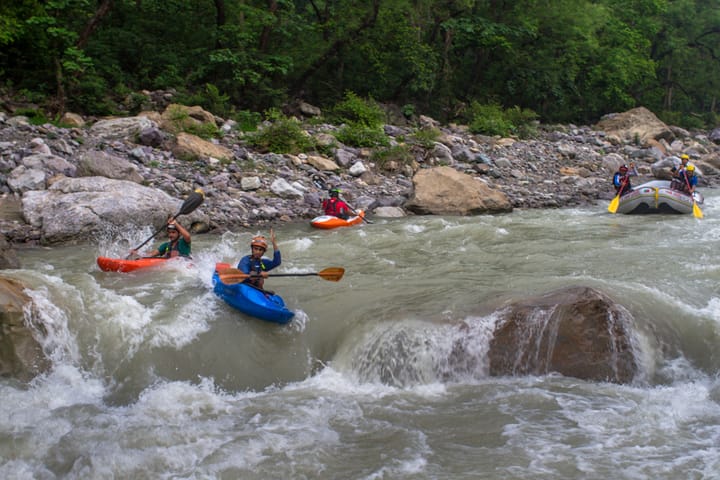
<box><xmin>488</xmin><ymin>286</ymin><xmax>638</xmax><ymax>383</ymax></box>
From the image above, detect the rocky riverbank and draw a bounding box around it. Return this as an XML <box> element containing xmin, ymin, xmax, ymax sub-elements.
<box><xmin>1</xmin><ymin>103</ymin><xmax>719</xmax><ymax>250</ymax></box>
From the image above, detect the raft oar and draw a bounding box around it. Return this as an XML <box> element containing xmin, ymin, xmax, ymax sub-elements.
<box><xmin>692</xmin><ymin>200</ymin><xmax>704</xmax><ymax>219</ymax></box>
<box><xmin>218</xmin><ymin>267</ymin><xmax>345</xmax><ymax>284</ymax></box>
<box><xmin>682</xmin><ymin>175</ymin><xmax>703</xmax><ymax>219</ymax></box>
<box><xmin>127</xmin><ymin>189</ymin><xmax>205</xmax><ymax>258</ymax></box>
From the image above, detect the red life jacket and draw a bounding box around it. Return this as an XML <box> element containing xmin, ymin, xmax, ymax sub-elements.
<box><xmin>323</xmin><ymin>198</ymin><xmax>346</xmax><ymax>216</ymax></box>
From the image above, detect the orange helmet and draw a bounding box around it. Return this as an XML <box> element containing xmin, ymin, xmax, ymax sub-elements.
<box><xmin>250</xmin><ymin>236</ymin><xmax>267</xmax><ymax>250</ymax></box>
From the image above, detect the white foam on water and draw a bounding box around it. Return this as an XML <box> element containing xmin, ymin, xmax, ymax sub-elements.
<box><xmin>403</xmin><ymin>223</ymin><xmax>426</xmax><ymax>234</ymax></box>
<box><xmin>147</xmin><ymin>290</ymin><xmax>218</xmax><ymax>348</ymax></box>
<box><xmin>492</xmin><ymin>374</ymin><xmax>720</xmax><ymax>478</ymax></box>
<box><xmin>329</xmin><ymin>313</ymin><xmax>501</xmax><ymax>388</ymax></box>
<box><xmin>698</xmin><ymin>296</ymin><xmax>720</xmax><ymax>327</ymax></box>
<box><xmin>286</xmin><ymin>236</ymin><xmax>314</xmax><ymax>252</ymax></box>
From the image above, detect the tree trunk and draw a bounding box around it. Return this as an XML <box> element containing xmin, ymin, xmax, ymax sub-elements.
<box><xmin>54</xmin><ymin>57</ymin><xmax>66</xmax><ymax>116</ymax></box>
<box><xmin>664</xmin><ymin>64</ymin><xmax>673</xmax><ymax>110</ymax></box>
<box><xmin>259</xmin><ymin>0</ymin><xmax>278</xmax><ymax>52</ymax></box>
<box><xmin>77</xmin><ymin>0</ymin><xmax>115</xmax><ymax>48</ymax></box>
<box><xmin>290</xmin><ymin>0</ymin><xmax>381</xmax><ymax>96</ymax></box>
<box><xmin>213</xmin><ymin>0</ymin><xmax>226</xmax><ymax>49</ymax></box>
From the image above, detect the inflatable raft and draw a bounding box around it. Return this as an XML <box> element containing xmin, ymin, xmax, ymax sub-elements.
<box><xmin>212</xmin><ymin>263</ymin><xmax>294</xmax><ymax>324</ymax></box>
<box><xmin>310</xmin><ymin>210</ymin><xmax>365</xmax><ymax>229</ymax></box>
<box><xmin>615</xmin><ymin>180</ymin><xmax>703</xmax><ymax>214</ymax></box>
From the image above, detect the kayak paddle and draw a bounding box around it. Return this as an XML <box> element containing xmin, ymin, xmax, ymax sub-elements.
<box><xmin>218</xmin><ymin>267</ymin><xmax>345</xmax><ymax>284</ymax></box>
<box><xmin>127</xmin><ymin>189</ymin><xmax>205</xmax><ymax>257</ymax></box>
<box><xmin>340</xmin><ymin>196</ymin><xmax>373</xmax><ymax>224</ymax></box>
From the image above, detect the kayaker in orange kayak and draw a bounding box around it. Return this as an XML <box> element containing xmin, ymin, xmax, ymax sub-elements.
<box><xmin>130</xmin><ymin>219</ymin><xmax>191</xmax><ymax>258</ymax></box>
<box><xmin>322</xmin><ymin>188</ymin><xmax>351</xmax><ymax>219</ymax></box>
<box><xmin>237</xmin><ymin>228</ymin><xmax>281</xmax><ymax>289</ymax></box>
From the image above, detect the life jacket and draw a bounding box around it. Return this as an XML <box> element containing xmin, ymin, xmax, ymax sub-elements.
<box><xmin>159</xmin><ymin>238</ymin><xmax>191</xmax><ymax>258</ymax></box>
<box><xmin>323</xmin><ymin>198</ymin><xmax>345</xmax><ymax>217</ymax></box>
<box><xmin>246</xmin><ymin>257</ymin><xmax>266</xmax><ymax>287</ymax></box>
<box><xmin>613</xmin><ymin>173</ymin><xmax>631</xmax><ymax>194</ymax></box>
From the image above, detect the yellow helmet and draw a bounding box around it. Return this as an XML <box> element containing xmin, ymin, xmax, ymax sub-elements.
<box><xmin>681</xmin><ymin>154</ymin><xmax>689</xmax><ymax>160</ymax></box>
<box><xmin>686</xmin><ymin>164</ymin><xmax>695</xmax><ymax>172</ymax></box>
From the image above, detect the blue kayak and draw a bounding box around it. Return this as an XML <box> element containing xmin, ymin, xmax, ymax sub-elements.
<box><xmin>212</xmin><ymin>267</ymin><xmax>294</xmax><ymax>324</ymax></box>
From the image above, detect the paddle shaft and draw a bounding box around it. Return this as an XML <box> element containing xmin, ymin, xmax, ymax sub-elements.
<box><xmin>340</xmin><ymin>196</ymin><xmax>373</xmax><ymax>224</ymax></box>
<box><xmin>130</xmin><ymin>212</ymin><xmax>181</xmax><ymax>252</ymax></box>
<box><xmin>129</xmin><ymin>190</ymin><xmax>204</xmax><ymax>254</ymax></box>
<box><xmin>218</xmin><ymin>267</ymin><xmax>344</xmax><ymax>283</ymax></box>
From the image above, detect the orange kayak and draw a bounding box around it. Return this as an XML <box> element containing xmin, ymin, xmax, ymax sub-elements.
<box><xmin>310</xmin><ymin>210</ymin><xmax>364</xmax><ymax>229</ymax></box>
<box><xmin>97</xmin><ymin>256</ymin><xmax>183</xmax><ymax>272</ymax></box>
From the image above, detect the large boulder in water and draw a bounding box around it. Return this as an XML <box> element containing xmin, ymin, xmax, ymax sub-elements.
<box><xmin>0</xmin><ymin>277</ymin><xmax>50</xmax><ymax>381</ymax></box>
<box><xmin>21</xmin><ymin>176</ymin><xmax>209</xmax><ymax>244</ymax></box>
<box><xmin>487</xmin><ymin>286</ymin><xmax>638</xmax><ymax>383</ymax></box>
<box><xmin>405</xmin><ymin>166</ymin><xmax>512</xmax><ymax>215</ymax></box>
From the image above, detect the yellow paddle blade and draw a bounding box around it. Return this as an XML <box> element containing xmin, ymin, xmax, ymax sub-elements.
<box><xmin>608</xmin><ymin>194</ymin><xmax>620</xmax><ymax>214</ymax></box>
<box><xmin>693</xmin><ymin>201</ymin><xmax>704</xmax><ymax>219</ymax></box>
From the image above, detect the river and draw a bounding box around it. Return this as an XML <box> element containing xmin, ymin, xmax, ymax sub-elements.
<box><xmin>2</xmin><ymin>192</ymin><xmax>720</xmax><ymax>479</ymax></box>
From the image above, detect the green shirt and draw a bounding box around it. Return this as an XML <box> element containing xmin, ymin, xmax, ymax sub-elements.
<box><xmin>157</xmin><ymin>237</ymin><xmax>191</xmax><ymax>257</ymax></box>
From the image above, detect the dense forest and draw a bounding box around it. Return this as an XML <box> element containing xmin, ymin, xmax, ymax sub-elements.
<box><xmin>1</xmin><ymin>0</ymin><xmax>719</xmax><ymax>129</ymax></box>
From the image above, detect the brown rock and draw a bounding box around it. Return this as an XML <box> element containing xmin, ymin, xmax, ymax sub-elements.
<box><xmin>0</xmin><ymin>236</ymin><xmax>19</xmax><ymax>269</ymax></box>
<box><xmin>160</xmin><ymin>104</ymin><xmax>217</xmax><ymax>134</ymax></box>
<box><xmin>488</xmin><ymin>286</ymin><xmax>637</xmax><ymax>383</ymax></box>
<box><xmin>405</xmin><ymin>166</ymin><xmax>512</xmax><ymax>215</ymax></box>
<box><xmin>594</xmin><ymin>106</ymin><xmax>674</xmax><ymax>146</ymax></box>
<box><xmin>0</xmin><ymin>277</ymin><xmax>50</xmax><ymax>381</ymax></box>
<box><xmin>172</xmin><ymin>132</ymin><xmax>233</xmax><ymax>161</ymax></box>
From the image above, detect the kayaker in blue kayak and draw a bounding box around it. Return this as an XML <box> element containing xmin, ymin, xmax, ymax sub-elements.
<box><xmin>237</xmin><ymin>228</ymin><xmax>281</xmax><ymax>289</ymax></box>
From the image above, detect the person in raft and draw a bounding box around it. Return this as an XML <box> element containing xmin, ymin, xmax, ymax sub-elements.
<box><xmin>237</xmin><ymin>228</ymin><xmax>281</xmax><ymax>289</ymax></box>
<box><xmin>677</xmin><ymin>163</ymin><xmax>698</xmax><ymax>195</ymax></box>
<box><xmin>131</xmin><ymin>219</ymin><xmax>191</xmax><ymax>258</ymax></box>
<box><xmin>612</xmin><ymin>162</ymin><xmax>637</xmax><ymax>196</ymax></box>
<box><xmin>670</xmin><ymin>154</ymin><xmax>692</xmax><ymax>190</ymax></box>
<box><xmin>321</xmin><ymin>188</ymin><xmax>352</xmax><ymax>219</ymax></box>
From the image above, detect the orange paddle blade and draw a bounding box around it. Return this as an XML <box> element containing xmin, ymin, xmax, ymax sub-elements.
<box><xmin>317</xmin><ymin>267</ymin><xmax>345</xmax><ymax>282</ymax></box>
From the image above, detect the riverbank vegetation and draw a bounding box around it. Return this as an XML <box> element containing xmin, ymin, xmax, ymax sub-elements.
<box><xmin>1</xmin><ymin>0</ymin><xmax>718</xmax><ymax>130</ymax></box>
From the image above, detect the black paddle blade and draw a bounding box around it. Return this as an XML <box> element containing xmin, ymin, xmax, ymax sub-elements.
<box><xmin>178</xmin><ymin>189</ymin><xmax>204</xmax><ymax>216</ymax></box>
